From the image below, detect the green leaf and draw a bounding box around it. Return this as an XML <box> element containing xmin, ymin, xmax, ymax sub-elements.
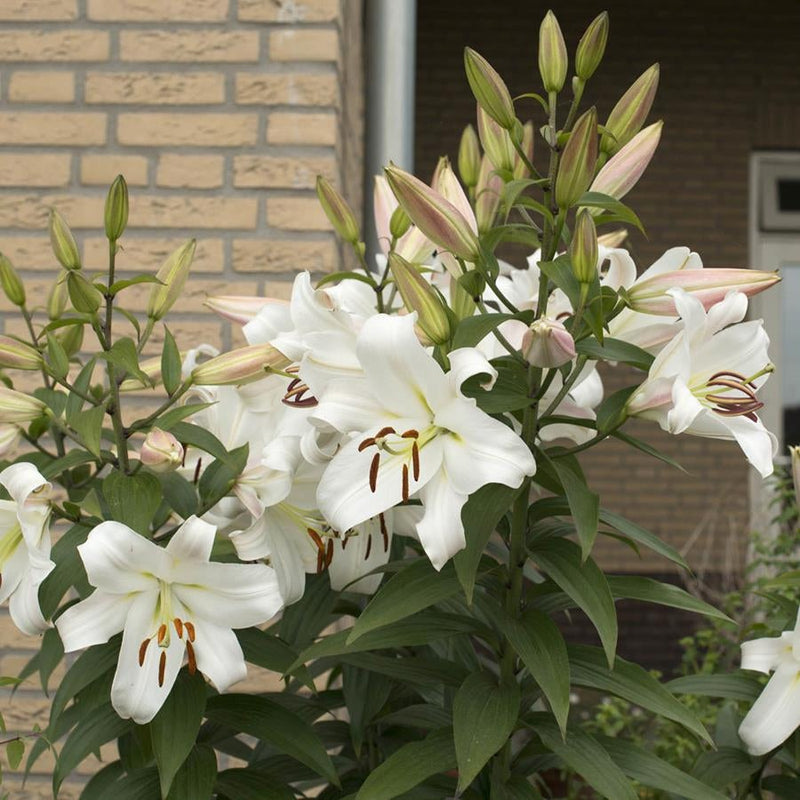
<box><xmin>278</xmin><ymin>572</ymin><xmax>338</xmax><ymax>648</ymax></box>
<box><xmin>691</xmin><ymin>747</ymin><xmax>759</xmax><ymax>789</ymax></box>
<box><xmin>166</xmin><ymin>744</ymin><xmax>216</xmax><ymax>800</ymax></box>
<box><xmin>197</xmin><ymin>445</ymin><xmax>249</xmax><ymax>508</ymax></box>
<box><xmin>341</xmin><ymin>653</ymin><xmax>468</xmax><ymax>688</ymax></box>
<box><xmin>38</xmin><ymin>524</ymin><xmax>91</xmax><ymax>620</ymax></box>
<box><xmin>762</xmin><ymin>775</ymin><xmax>800</xmax><ymax>799</ymax></box>
<box><xmin>453</xmin><ymin>672</ymin><xmax>519</xmax><ymax>791</ymax></box>
<box><xmin>159</xmin><ymin>472</ymin><xmax>198</xmax><ymax>519</ymax></box>
<box><xmin>40</xmin><ymin>450</ymin><xmax>96</xmax><ymax>480</ymax></box>
<box><xmin>575</xmin><ymin>336</ymin><xmax>654</xmax><ymax>370</ymax></box>
<box><xmin>161</xmin><ymin>326</ymin><xmax>182</xmax><ymax>396</ymax></box>
<box><xmin>71</xmin><ymin>405</ymin><xmax>105</xmax><ymax>458</ymax></box>
<box><xmin>79</xmin><ymin>761</ymin><xmax>125</xmax><ymax>800</ymax></box>
<box><xmin>599</xmin><ymin>508</ymin><xmax>689</xmax><ymax>570</ymax></box>
<box><xmin>529</xmin><ymin>537</ymin><xmax>617</xmax><ymax>666</ymax></box>
<box><xmin>168</xmin><ymin>422</ymin><xmax>240</xmax><ymax>468</ymax></box>
<box><xmin>107</xmin><ymin>766</ymin><xmax>162</xmax><ymax>800</ymax></box>
<box><xmin>151</xmin><ymin>669</ymin><xmax>207</xmax><ymax>798</ymax></box>
<box><xmin>577</xmin><ymin>191</ymin><xmax>645</xmax><ymax>233</ymax></box>
<box><xmin>462</xmin><ymin>362</ymin><xmax>531</xmax><ymax>414</ymax></box>
<box><xmin>6</xmin><ymin>739</ymin><xmax>23</xmax><ymax>770</ymax></box>
<box><xmin>539</xmin><ymin>255</ymin><xmax>581</xmax><ymax>311</ymax></box>
<box><xmin>205</xmin><ymin>694</ymin><xmax>338</xmax><ymax>785</ymax></box>
<box><xmin>109</xmin><ymin>274</ymin><xmax>163</xmax><ymax>295</ymax></box>
<box><xmin>568</xmin><ymin>645</ymin><xmax>712</xmax><ymax>744</ymax></box>
<box><xmin>37</xmin><ymin>627</ymin><xmax>64</xmax><ymax>694</ymax></box>
<box><xmin>594</xmin><ymin>385</ymin><xmax>637</xmax><ymax>434</ymax></box>
<box><xmin>455</xmin><ymin>483</ymin><xmax>521</xmax><ymax>603</ymax></box>
<box><xmin>214</xmin><ymin>768</ymin><xmax>296</xmax><ymax>800</ymax></box>
<box><xmin>666</xmin><ymin>673</ymin><xmax>762</xmax><ymax>702</ymax></box>
<box><xmin>148</xmin><ymin>402</ymin><xmax>214</xmax><ymax>432</ymax></box>
<box><xmin>611</xmin><ymin>429</ymin><xmax>688</xmax><ymax>473</ymax></box>
<box><xmin>452</xmin><ymin>314</ymin><xmax>516</xmax><ymax>349</ymax></box>
<box><xmin>103</xmin><ymin>336</ymin><xmax>149</xmax><ymax>383</ymax></box>
<box><xmin>66</xmin><ymin>358</ymin><xmax>96</xmax><ymax>425</ymax></box>
<box><xmin>103</xmin><ymin>469</ymin><xmax>163</xmax><ymax>535</ymax></box>
<box><xmin>503</xmin><ymin>608</ymin><xmax>569</xmax><ymax>736</ymax></box>
<box><xmin>607</xmin><ymin>576</ymin><xmax>733</xmax><ymax>622</ymax></box>
<box><xmin>46</xmin><ymin>333</ymin><xmax>69</xmax><ymax>380</ymax></box>
<box><xmin>551</xmin><ymin>459</ymin><xmax>598</xmax><ymax>559</ymax></box>
<box><xmin>355</xmin><ymin>728</ymin><xmax>456</xmax><ymax>800</ymax></box>
<box><xmin>235</xmin><ymin>628</ymin><xmax>314</xmax><ymax>690</ymax></box>
<box><xmin>347</xmin><ymin>559</ymin><xmax>463</xmax><ymax>644</ymax></box>
<box><xmin>343</xmin><ymin>664</ymin><xmax>393</xmax><ymax>756</ymax></box>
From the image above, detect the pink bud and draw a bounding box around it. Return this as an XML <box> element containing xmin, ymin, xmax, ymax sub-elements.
<box><xmin>373</xmin><ymin>175</ymin><xmax>398</xmax><ymax>255</ymax></box>
<box><xmin>475</xmin><ymin>155</ymin><xmax>503</xmax><ymax>233</ymax></box>
<box><xmin>590</xmin><ymin>121</ymin><xmax>662</xmax><ymax>202</ymax></box>
<box><xmin>205</xmin><ymin>295</ymin><xmax>284</xmax><ymax>325</ymax></box>
<box><xmin>0</xmin><ymin>387</ymin><xmax>46</xmax><ymax>423</ymax></box>
<box><xmin>0</xmin><ymin>424</ymin><xmax>20</xmax><ymax>457</ymax></box>
<box><xmin>431</xmin><ymin>156</ymin><xmax>478</xmax><ymax>233</ymax></box>
<box><xmin>140</xmin><ymin>428</ymin><xmax>184</xmax><ymax>473</ymax></box>
<box><xmin>521</xmin><ymin>318</ymin><xmax>576</xmax><ymax>368</ymax></box>
<box><xmin>191</xmin><ymin>343</ymin><xmax>290</xmax><ymax>386</ymax></box>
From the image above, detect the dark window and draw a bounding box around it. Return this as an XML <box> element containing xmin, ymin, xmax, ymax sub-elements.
<box><xmin>778</xmin><ymin>179</ymin><xmax>800</xmax><ymax>212</ymax></box>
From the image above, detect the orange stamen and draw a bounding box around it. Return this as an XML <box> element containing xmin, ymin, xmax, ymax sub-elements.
<box><xmin>158</xmin><ymin>651</ymin><xmax>167</xmax><ymax>687</ymax></box>
<box><xmin>365</xmin><ymin>533</ymin><xmax>372</xmax><ymax>561</ymax></box>
<box><xmin>186</xmin><ymin>641</ymin><xmax>197</xmax><ymax>675</ymax></box>
<box><xmin>157</xmin><ymin>623</ymin><xmax>167</xmax><ymax>645</ymax></box>
<box><xmin>138</xmin><ymin>639</ymin><xmax>150</xmax><ymax>667</ymax></box>
<box><xmin>369</xmin><ymin>453</ymin><xmax>380</xmax><ymax>492</ymax></box>
<box><xmin>402</xmin><ymin>463</ymin><xmax>409</xmax><ymax>501</ymax></box>
<box><xmin>325</xmin><ymin>538</ymin><xmax>334</xmax><ymax>568</ymax></box>
<box><xmin>184</xmin><ymin>621</ymin><xmax>196</xmax><ymax>643</ymax></box>
<box><xmin>412</xmin><ymin>441</ymin><xmax>420</xmax><ymax>481</ymax></box>
<box><xmin>173</xmin><ymin>618</ymin><xmax>184</xmax><ymax>639</ymax></box>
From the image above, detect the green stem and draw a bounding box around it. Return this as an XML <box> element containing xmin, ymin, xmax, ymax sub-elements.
<box><xmin>127</xmin><ymin>379</ymin><xmax>194</xmax><ymax>434</ymax></box>
<box><xmin>541</xmin><ymin>355</ymin><xmax>588</xmax><ymax>418</ymax></box>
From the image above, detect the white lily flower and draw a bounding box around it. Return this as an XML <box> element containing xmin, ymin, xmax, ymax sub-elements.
<box><xmin>313</xmin><ymin>313</ymin><xmax>536</xmax><ymax>570</ymax></box>
<box><xmin>0</xmin><ymin>463</ymin><xmax>54</xmax><ymax>635</ymax></box>
<box><xmin>56</xmin><ymin>516</ymin><xmax>282</xmax><ymax>725</ymax></box>
<box><xmin>739</xmin><ymin>609</ymin><xmax>800</xmax><ymax>755</ymax></box>
<box><xmin>627</xmin><ymin>288</ymin><xmax>776</xmax><ymax>477</ymax></box>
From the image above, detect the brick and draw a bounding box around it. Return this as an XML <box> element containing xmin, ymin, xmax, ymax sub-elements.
<box><xmin>0</xmin><ymin>153</ymin><xmax>71</xmax><ymax>187</ymax></box>
<box><xmin>117</xmin><ymin>113</ymin><xmax>257</xmax><ymax>147</ymax></box>
<box><xmin>157</xmin><ymin>154</ymin><xmax>224</xmax><ymax>188</ymax></box>
<box><xmin>142</xmin><ymin>320</ymin><xmax>224</xmax><ymax>356</ymax></box>
<box><xmin>8</xmin><ymin>71</ymin><xmax>75</xmax><ymax>103</ymax></box>
<box><xmin>0</xmin><ymin>113</ymin><xmax>106</xmax><ymax>145</ymax></box>
<box><xmin>118</xmin><ymin>277</ymin><xmax>258</xmax><ymax>314</ymax></box>
<box><xmin>0</xmin><ymin>0</ymin><xmax>76</xmax><ymax>20</ymax></box>
<box><xmin>81</xmin><ymin>154</ymin><xmax>150</xmax><ymax>187</ymax></box>
<box><xmin>83</xmin><ymin>236</ymin><xmax>224</xmax><ymax>272</ymax></box>
<box><xmin>0</xmin><ymin>31</ymin><xmax>109</xmax><ymax>61</ymax></box>
<box><xmin>267</xmin><ymin>197</ymin><xmax>331</xmax><ymax>231</ymax></box>
<box><xmin>0</xmin><ymin>194</ymin><xmax>104</xmax><ymax>229</ymax></box>
<box><xmin>232</xmin><ymin>238</ymin><xmax>337</xmax><ymax>272</ymax></box>
<box><xmin>87</xmin><ymin>0</ymin><xmax>229</xmax><ymax>21</ymax></box>
<box><xmin>269</xmin><ymin>29</ymin><xmax>339</xmax><ymax>62</ymax></box>
<box><xmin>119</xmin><ymin>30</ymin><xmax>259</xmax><ymax>62</ymax></box>
<box><xmin>233</xmin><ymin>155</ymin><xmax>335</xmax><ymax>189</ymax></box>
<box><xmin>0</xmin><ymin>236</ymin><xmax>55</xmax><ymax>268</ymax></box>
<box><xmin>128</xmin><ymin>195</ymin><xmax>258</xmax><ymax>229</ymax></box>
<box><xmin>236</xmin><ymin>73</ymin><xmax>338</xmax><ymax>106</ymax></box>
<box><xmin>238</xmin><ymin>0</ymin><xmax>338</xmax><ymax>22</ymax></box>
<box><xmin>267</xmin><ymin>111</ymin><xmax>336</xmax><ymax>145</ymax></box>
<box><xmin>86</xmin><ymin>72</ymin><xmax>225</xmax><ymax>105</ymax></box>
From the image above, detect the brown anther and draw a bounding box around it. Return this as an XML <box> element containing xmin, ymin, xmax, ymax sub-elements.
<box><xmin>158</xmin><ymin>650</ymin><xmax>167</xmax><ymax>687</ymax></box>
<box><xmin>379</xmin><ymin>513</ymin><xmax>389</xmax><ymax>552</ymax></box>
<box><xmin>184</xmin><ymin>621</ymin><xmax>196</xmax><ymax>643</ymax></box>
<box><xmin>401</xmin><ymin>462</ymin><xmax>409</xmax><ymax>502</ymax></box>
<box><xmin>138</xmin><ymin>638</ymin><xmax>150</xmax><ymax>667</ymax></box>
<box><xmin>186</xmin><ymin>640</ymin><xmax>197</xmax><ymax>675</ymax></box>
<box><xmin>309</xmin><ymin>527</ymin><xmax>326</xmax><ymax>573</ymax></box>
<box><xmin>341</xmin><ymin>534</ymin><xmax>348</xmax><ymax>551</ymax></box>
<box><xmin>369</xmin><ymin>452</ymin><xmax>380</xmax><ymax>493</ymax></box>
<box><xmin>281</xmin><ymin>377</ymin><xmax>318</xmax><ymax>408</ymax></box>
<box><xmin>364</xmin><ymin>533</ymin><xmax>372</xmax><ymax>561</ymax></box>
<box><xmin>157</xmin><ymin>623</ymin><xmax>167</xmax><ymax>645</ymax></box>
<box><xmin>412</xmin><ymin>441</ymin><xmax>420</xmax><ymax>481</ymax></box>
<box><xmin>192</xmin><ymin>457</ymin><xmax>202</xmax><ymax>485</ymax></box>
<box><xmin>325</xmin><ymin>538</ymin><xmax>334</xmax><ymax>569</ymax></box>
<box><xmin>401</xmin><ymin>429</ymin><xmax>419</xmax><ymax>439</ymax></box>
<box><xmin>173</xmin><ymin>618</ymin><xmax>184</xmax><ymax>639</ymax></box>
<box><xmin>708</xmin><ymin>369</ymin><xmax>754</xmax><ymax>387</ymax></box>
<box><xmin>375</xmin><ymin>426</ymin><xmax>396</xmax><ymax>439</ymax></box>
<box><xmin>358</xmin><ymin>437</ymin><xmax>376</xmax><ymax>452</ymax></box>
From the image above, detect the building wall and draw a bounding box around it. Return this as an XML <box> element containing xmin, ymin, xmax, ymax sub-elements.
<box><xmin>0</xmin><ymin>0</ymin><xmax>362</xmax><ymax>796</ymax></box>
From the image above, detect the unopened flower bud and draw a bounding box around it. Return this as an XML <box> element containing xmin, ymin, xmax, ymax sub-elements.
<box><xmin>458</xmin><ymin>124</ymin><xmax>481</xmax><ymax>189</ymax></box>
<box><xmin>316</xmin><ymin>176</ymin><xmax>360</xmax><ymax>245</ymax></box>
<box><xmin>104</xmin><ymin>174</ymin><xmax>129</xmax><ymax>242</ymax></box>
<box><xmin>388</xmin><ymin>253</ymin><xmax>451</xmax><ymax>345</ymax></box>
<box><xmin>120</xmin><ymin>355</ymin><xmax>163</xmax><ymax>392</ymax></box>
<box><xmin>791</xmin><ymin>446</ymin><xmax>800</xmax><ymax>510</ymax></box>
<box><xmin>570</xmin><ymin>209</ymin><xmax>598</xmax><ymax>283</ymax></box>
<box><xmin>555</xmin><ymin>107</ymin><xmax>598</xmax><ymax>209</ymax></box>
<box><xmin>0</xmin><ymin>337</ymin><xmax>43</xmax><ymax>371</ymax></box>
<box><xmin>475</xmin><ymin>156</ymin><xmax>503</xmax><ymax>233</ymax></box>
<box><xmin>513</xmin><ymin>121</ymin><xmax>535</xmax><ymax>180</ymax></box>
<box><xmin>204</xmin><ymin>295</ymin><xmax>277</xmax><ymax>324</ymax></box>
<box><xmin>191</xmin><ymin>343</ymin><xmax>290</xmax><ymax>386</ymax></box>
<box><xmin>140</xmin><ymin>428</ymin><xmax>184</xmax><ymax>473</ymax></box>
<box><xmin>597</xmin><ymin>229</ymin><xmax>629</xmax><ymax>249</ymax></box>
<box><xmin>463</xmin><ymin>47</ymin><xmax>516</xmax><ymax>130</ymax></box>
<box><xmin>0</xmin><ymin>387</ymin><xmax>46</xmax><ymax>423</ymax></box>
<box><xmin>389</xmin><ymin>205</ymin><xmax>412</xmax><ymax>240</ymax></box>
<box><xmin>522</xmin><ymin>317</ymin><xmax>576</xmax><ymax>368</ymax></box>
<box><xmin>601</xmin><ymin>64</ymin><xmax>659</xmax><ymax>156</ymax></box>
<box><xmin>49</xmin><ymin>209</ymin><xmax>81</xmax><ymax>271</ymax></box>
<box><xmin>575</xmin><ymin>12</ymin><xmax>609</xmax><ymax>81</ymax></box>
<box><xmin>0</xmin><ymin>424</ymin><xmax>20</xmax><ymax>457</ymax></box>
<box><xmin>432</xmin><ymin>156</ymin><xmax>476</xmax><ymax>228</ymax></box>
<box><xmin>147</xmin><ymin>239</ymin><xmax>196</xmax><ymax>321</ymax></box>
<box><xmin>67</xmin><ymin>271</ymin><xmax>102</xmax><ymax>314</ymax></box>
<box><xmin>590</xmin><ymin>121</ymin><xmax>662</xmax><ymax>202</ymax></box>
<box><xmin>47</xmin><ymin>272</ymin><xmax>68</xmax><ymax>320</ymax></box>
<box><xmin>384</xmin><ymin>165</ymin><xmax>481</xmax><ymax>262</ymax></box>
<box><xmin>538</xmin><ymin>11</ymin><xmax>568</xmax><ymax>93</ymax></box>
<box><xmin>58</xmin><ymin>322</ymin><xmax>84</xmax><ymax>358</ymax></box>
<box><xmin>477</xmin><ymin>106</ymin><xmax>515</xmax><ymax>173</ymax></box>
<box><xmin>0</xmin><ymin>254</ymin><xmax>25</xmax><ymax>308</ymax></box>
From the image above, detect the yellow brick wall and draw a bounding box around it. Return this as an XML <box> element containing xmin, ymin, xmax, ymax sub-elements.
<box><xmin>0</xmin><ymin>0</ymin><xmax>361</xmax><ymax>795</ymax></box>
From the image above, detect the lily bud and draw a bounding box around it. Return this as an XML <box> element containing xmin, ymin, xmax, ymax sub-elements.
<box><xmin>601</xmin><ymin>64</ymin><xmax>659</xmax><ymax>156</ymax></box>
<box><xmin>555</xmin><ymin>107</ymin><xmax>598</xmax><ymax>209</ymax></box>
<box><xmin>791</xmin><ymin>446</ymin><xmax>800</xmax><ymax>510</ymax></box>
<box><xmin>575</xmin><ymin>12</ymin><xmax>609</xmax><ymax>81</ymax></box>
<box><xmin>389</xmin><ymin>205</ymin><xmax>412</xmax><ymax>240</ymax></box>
<box><xmin>463</xmin><ymin>47</ymin><xmax>516</xmax><ymax>130</ymax></box>
<box><xmin>475</xmin><ymin>155</ymin><xmax>503</xmax><ymax>233</ymax></box>
<box><xmin>432</xmin><ymin>156</ymin><xmax>476</xmax><ymax>230</ymax></box>
<box><xmin>0</xmin><ymin>387</ymin><xmax>46</xmax><ymax>423</ymax></box>
<box><xmin>513</xmin><ymin>121</ymin><xmax>535</xmax><ymax>180</ymax></box>
<box><xmin>204</xmin><ymin>295</ymin><xmax>276</xmax><ymax>324</ymax></box>
<box><xmin>0</xmin><ymin>337</ymin><xmax>43</xmax><ymax>371</ymax></box>
<box><xmin>147</xmin><ymin>239</ymin><xmax>196</xmax><ymax>321</ymax></box>
<box><xmin>67</xmin><ymin>271</ymin><xmax>102</xmax><ymax>314</ymax></box>
<box><xmin>538</xmin><ymin>10</ymin><xmax>568</xmax><ymax>93</ymax></box>
<box><xmin>49</xmin><ymin>209</ymin><xmax>81</xmax><ymax>271</ymax></box>
<box><xmin>570</xmin><ymin>209</ymin><xmax>598</xmax><ymax>283</ymax></box>
<box><xmin>384</xmin><ymin>165</ymin><xmax>481</xmax><ymax>262</ymax></box>
<box><xmin>0</xmin><ymin>424</ymin><xmax>20</xmax><ymax>457</ymax></box>
<box><xmin>120</xmin><ymin>355</ymin><xmax>163</xmax><ymax>392</ymax></box>
<box><xmin>597</xmin><ymin>228</ymin><xmax>629</xmax><ymax>249</ymax></box>
<box><xmin>388</xmin><ymin>253</ymin><xmax>451</xmax><ymax>345</ymax></box>
<box><xmin>104</xmin><ymin>174</ymin><xmax>129</xmax><ymax>241</ymax></box>
<box><xmin>590</xmin><ymin>121</ymin><xmax>662</xmax><ymax>202</ymax></box>
<box><xmin>522</xmin><ymin>317</ymin><xmax>576</xmax><ymax>368</ymax></box>
<box><xmin>47</xmin><ymin>272</ymin><xmax>68</xmax><ymax>320</ymax></box>
<box><xmin>627</xmin><ymin>268</ymin><xmax>781</xmax><ymax>315</ymax></box>
<box><xmin>0</xmin><ymin>254</ymin><xmax>25</xmax><ymax>308</ymax></box>
<box><xmin>477</xmin><ymin>106</ymin><xmax>515</xmax><ymax>173</ymax></box>
<box><xmin>191</xmin><ymin>343</ymin><xmax>290</xmax><ymax>386</ymax></box>
<box><xmin>458</xmin><ymin>124</ymin><xmax>481</xmax><ymax>189</ymax></box>
<box><xmin>58</xmin><ymin>322</ymin><xmax>84</xmax><ymax>358</ymax></box>
<box><xmin>316</xmin><ymin>175</ymin><xmax>360</xmax><ymax>245</ymax></box>
<box><xmin>140</xmin><ymin>428</ymin><xmax>184</xmax><ymax>473</ymax></box>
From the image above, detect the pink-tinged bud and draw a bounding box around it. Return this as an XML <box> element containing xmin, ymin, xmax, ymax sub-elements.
<box><xmin>0</xmin><ymin>387</ymin><xmax>46</xmax><ymax>423</ymax></box>
<box><xmin>191</xmin><ymin>343</ymin><xmax>290</xmax><ymax>386</ymax></box>
<box><xmin>432</xmin><ymin>156</ymin><xmax>478</xmax><ymax>233</ymax></box>
<box><xmin>120</xmin><ymin>355</ymin><xmax>163</xmax><ymax>392</ymax></box>
<box><xmin>388</xmin><ymin>253</ymin><xmax>451</xmax><ymax>345</ymax></box>
<box><xmin>570</xmin><ymin>209</ymin><xmax>598</xmax><ymax>283</ymax></box>
<box><xmin>555</xmin><ymin>107</ymin><xmax>598</xmax><ymax>209</ymax></box>
<box><xmin>316</xmin><ymin>175</ymin><xmax>360</xmax><ymax>245</ymax></box>
<box><xmin>627</xmin><ymin>268</ymin><xmax>781</xmax><ymax>315</ymax></box>
<box><xmin>458</xmin><ymin>124</ymin><xmax>481</xmax><ymax>189</ymax></box>
<box><xmin>601</xmin><ymin>64</ymin><xmax>659</xmax><ymax>155</ymax></box>
<box><xmin>204</xmin><ymin>295</ymin><xmax>280</xmax><ymax>324</ymax></box>
<box><xmin>590</xmin><ymin>121</ymin><xmax>663</xmax><ymax>202</ymax></box>
<box><xmin>0</xmin><ymin>424</ymin><xmax>20</xmax><ymax>457</ymax></box>
<box><xmin>374</xmin><ymin>175</ymin><xmax>398</xmax><ymax>255</ymax></box>
<box><xmin>140</xmin><ymin>427</ymin><xmax>184</xmax><ymax>473</ymax></box>
<box><xmin>463</xmin><ymin>47</ymin><xmax>516</xmax><ymax>130</ymax></box>
<box><xmin>477</xmin><ymin>106</ymin><xmax>515</xmax><ymax>173</ymax></box>
<box><xmin>597</xmin><ymin>229</ymin><xmax>629</xmax><ymax>249</ymax></box>
<box><xmin>513</xmin><ymin>121</ymin><xmax>535</xmax><ymax>180</ymax></box>
<box><xmin>475</xmin><ymin>155</ymin><xmax>503</xmax><ymax>233</ymax></box>
<box><xmin>522</xmin><ymin>317</ymin><xmax>576</xmax><ymax>368</ymax></box>
<box><xmin>0</xmin><ymin>336</ymin><xmax>43</xmax><ymax>371</ymax></box>
<box><xmin>538</xmin><ymin>10</ymin><xmax>568</xmax><ymax>93</ymax></box>
<box><xmin>575</xmin><ymin>11</ymin><xmax>609</xmax><ymax>81</ymax></box>
<box><xmin>384</xmin><ymin>165</ymin><xmax>481</xmax><ymax>262</ymax></box>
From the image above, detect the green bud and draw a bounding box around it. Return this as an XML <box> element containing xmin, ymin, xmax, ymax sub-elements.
<box><xmin>58</xmin><ymin>322</ymin><xmax>84</xmax><ymax>358</ymax></box>
<box><xmin>477</xmin><ymin>106</ymin><xmax>515</xmax><ymax>173</ymax></box>
<box><xmin>389</xmin><ymin>205</ymin><xmax>412</xmax><ymax>240</ymax></box>
<box><xmin>475</xmin><ymin>155</ymin><xmax>502</xmax><ymax>233</ymax></box>
<box><xmin>450</xmin><ymin>274</ymin><xmax>477</xmax><ymax>321</ymax></box>
<box><xmin>512</xmin><ymin>121</ymin><xmax>535</xmax><ymax>180</ymax></box>
<box><xmin>463</xmin><ymin>47</ymin><xmax>516</xmax><ymax>130</ymax></box>
<box><xmin>601</xmin><ymin>63</ymin><xmax>659</xmax><ymax>156</ymax></box>
<box><xmin>104</xmin><ymin>174</ymin><xmax>129</xmax><ymax>241</ymax></box>
<box><xmin>316</xmin><ymin>175</ymin><xmax>360</xmax><ymax>244</ymax></box>
<box><xmin>147</xmin><ymin>239</ymin><xmax>196</xmax><ymax>321</ymax></box>
<box><xmin>538</xmin><ymin>10</ymin><xmax>568</xmax><ymax>93</ymax></box>
<box><xmin>570</xmin><ymin>209</ymin><xmax>598</xmax><ymax>283</ymax></box>
<box><xmin>67</xmin><ymin>271</ymin><xmax>102</xmax><ymax>314</ymax></box>
<box><xmin>0</xmin><ymin>336</ymin><xmax>43</xmax><ymax>371</ymax></box>
<box><xmin>0</xmin><ymin>254</ymin><xmax>25</xmax><ymax>307</ymax></box>
<box><xmin>555</xmin><ymin>107</ymin><xmax>598</xmax><ymax>209</ymax></box>
<box><xmin>575</xmin><ymin>12</ymin><xmax>609</xmax><ymax>81</ymax></box>
<box><xmin>49</xmin><ymin>209</ymin><xmax>81</xmax><ymax>271</ymax></box>
<box><xmin>47</xmin><ymin>272</ymin><xmax>68</xmax><ymax>320</ymax></box>
<box><xmin>388</xmin><ymin>253</ymin><xmax>451</xmax><ymax>345</ymax></box>
<box><xmin>458</xmin><ymin>124</ymin><xmax>481</xmax><ymax>189</ymax></box>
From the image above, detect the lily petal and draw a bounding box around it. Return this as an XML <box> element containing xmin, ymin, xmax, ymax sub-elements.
<box><xmin>739</xmin><ymin>662</ymin><xmax>800</xmax><ymax>756</ymax></box>
<box><xmin>189</xmin><ymin>620</ymin><xmax>247</xmax><ymax>692</ymax></box>
<box><xmin>741</xmin><ymin>634</ymin><xmax>790</xmax><ymax>675</ymax></box>
<box><xmin>165</xmin><ymin>515</ymin><xmax>216</xmax><ymax>563</ymax></box>
<box><xmin>56</xmin><ymin>589</ymin><xmax>132</xmax><ymax>651</ymax></box>
<box><xmin>9</xmin><ymin>568</ymin><xmax>49</xmax><ymax>635</ymax></box>
<box><xmin>415</xmin><ymin>470</ymin><xmax>468</xmax><ymax>570</ymax></box>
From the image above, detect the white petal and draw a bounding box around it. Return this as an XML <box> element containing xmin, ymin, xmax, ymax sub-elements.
<box><xmin>600</xmin><ymin>247</ymin><xmax>637</xmax><ymax>290</ymax></box>
<box><xmin>56</xmin><ymin>589</ymin><xmax>136</xmax><ymax>652</ymax></box>
<box><xmin>242</xmin><ymin>302</ymin><xmax>293</xmax><ymax>345</ymax></box>
<box><xmin>0</xmin><ymin>462</ymin><xmax>50</xmax><ymax>507</ymax></box>
<box><xmin>415</xmin><ymin>471</ymin><xmax>468</xmax><ymax>570</ymax></box>
<box><xmin>638</xmin><ymin>247</ymin><xmax>702</xmax><ymax>281</ymax></box>
<box><xmin>310</xmin><ymin>379</ymin><xmax>385</xmax><ymax>436</ymax></box>
<box><xmin>666</xmin><ymin>380</ymin><xmax>704</xmax><ymax>434</ymax></box>
<box><xmin>328</xmin><ymin>516</ymin><xmax>392</xmax><ymax>595</ymax></box>
<box><xmin>689</xmin><ymin>412</ymin><xmax>776</xmax><ymax>478</ymax></box>
<box><xmin>447</xmin><ymin>348</ymin><xmax>498</xmax><ymax>392</ymax></box>
<box><xmin>739</xmin><ymin>662</ymin><xmax>800</xmax><ymax>756</ymax></box>
<box><xmin>669</xmin><ymin>288</ymin><xmax>707</xmax><ymax>338</ymax></box>
<box><xmin>0</xmin><ymin>543</ymin><xmax>27</xmax><ymax>605</ymax></box>
<box><xmin>705</xmin><ymin>291</ymin><xmax>747</xmax><ymax>334</ymax></box>
<box><xmin>189</xmin><ymin>620</ymin><xmax>247</xmax><ymax>692</ymax></box>
<box><xmin>741</xmin><ymin>634</ymin><xmax>790</xmax><ymax>675</ymax></box>
<box><xmin>165</xmin><ymin>516</ymin><xmax>216</xmax><ymax>563</ymax></box>
<box><xmin>9</xmin><ymin>568</ymin><xmax>49</xmax><ymax>635</ymax></box>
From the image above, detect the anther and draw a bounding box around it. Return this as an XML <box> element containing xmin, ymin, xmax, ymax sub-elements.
<box><xmin>402</xmin><ymin>463</ymin><xmax>409</xmax><ymax>502</ymax></box>
<box><xmin>173</xmin><ymin>618</ymin><xmax>183</xmax><ymax>639</ymax></box>
<box><xmin>186</xmin><ymin>641</ymin><xmax>197</xmax><ymax>675</ymax></box>
<box><xmin>325</xmin><ymin>538</ymin><xmax>334</xmax><ymax>569</ymax></box>
<box><xmin>365</xmin><ymin>533</ymin><xmax>372</xmax><ymax>561</ymax></box>
<box><xmin>138</xmin><ymin>639</ymin><xmax>150</xmax><ymax>667</ymax></box>
<box><xmin>412</xmin><ymin>441</ymin><xmax>420</xmax><ymax>481</ymax></box>
<box><xmin>379</xmin><ymin>513</ymin><xmax>389</xmax><ymax>552</ymax></box>
<box><xmin>375</xmin><ymin>426</ymin><xmax>396</xmax><ymax>439</ymax></box>
<box><xmin>157</xmin><ymin>623</ymin><xmax>167</xmax><ymax>645</ymax></box>
<box><xmin>358</xmin><ymin>437</ymin><xmax>376</xmax><ymax>452</ymax></box>
<box><xmin>193</xmin><ymin>458</ymin><xmax>202</xmax><ymax>485</ymax></box>
<box><xmin>158</xmin><ymin>651</ymin><xmax>167</xmax><ymax>687</ymax></box>
<box><xmin>401</xmin><ymin>429</ymin><xmax>419</xmax><ymax>439</ymax></box>
<box><xmin>184</xmin><ymin>621</ymin><xmax>196</xmax><ymax>643</ymax></box>
<box><xmin>369</xmin><ymin>453</ymin><xmax>380</xmax><ymax>492</ymax></box>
